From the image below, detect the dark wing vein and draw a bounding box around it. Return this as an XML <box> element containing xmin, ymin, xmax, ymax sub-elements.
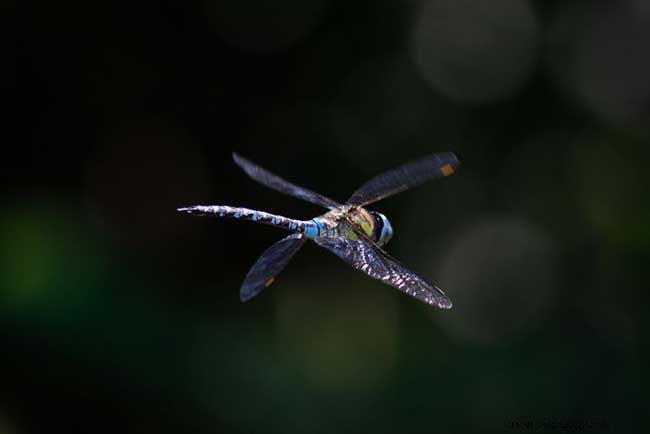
<box><xmin>346</xmin><ymin>152</ymin><xmax>460</xmax><ymax>206</ymax></box>
<box><xmin>312</xmin><ymin>226</ymin><xmax>452</xmax><ymax>309</ymax></box>
<box><xmin>233</xmin><ymin>153</ymin><xmax>341</xmax><ymax>209</ymax></box>
<box><xmin>240</xmin><ymin>233</ymin><xmax>306</xmax><ymax>302</ymax></box>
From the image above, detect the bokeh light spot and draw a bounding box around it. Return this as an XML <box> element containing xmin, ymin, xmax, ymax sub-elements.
<box><xmin>411</xmin><ymin>0</ymin><xmax>540</xmax><ymax>104</ymax></box>
<box><xmin>548</xmin><ymin>1</ymin><xmax>650</xmax><ymax>125</ymax></box>
<box><xmin>329</xmin><ymin>57</ymin><xmax>459</xmax><ymax>165</ymax></box>
<box><xmin>436</xmin><ymin>217</ymin><xmax>557</xmax><ymax>345</ymax></box>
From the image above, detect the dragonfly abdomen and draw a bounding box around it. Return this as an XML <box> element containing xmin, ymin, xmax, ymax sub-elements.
<box><xmin>177</xmin><ymin>205</ymin><xmax>310</xmax><ymax>233</ymax></box>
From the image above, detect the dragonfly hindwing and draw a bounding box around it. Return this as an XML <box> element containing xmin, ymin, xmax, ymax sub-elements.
<box><xmin>240</xmin><ymin>233</ymin><xmax>306</xmax><ymax>302</ymax></box>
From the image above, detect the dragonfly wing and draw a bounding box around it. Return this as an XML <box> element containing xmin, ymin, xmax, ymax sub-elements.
<box><xmin>312</xmin><ymin>228</ymin><xmax>452</xmax><ymax>309</ymax></box>
<box><xmin>346</xmin><ymin>152</ymin><xmax>460</xmax><ymax>206</ymax></box>
<box><xmin>240</xmin><ymin>233</ymin><xmax>306</xmax><ymax>302</ymax></box>
<box><xmin>233</xmin><ymin>153</ymin><xmax>341</xmax><ymax>209</ymax></box>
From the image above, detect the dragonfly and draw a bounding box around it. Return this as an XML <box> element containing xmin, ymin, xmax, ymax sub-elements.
<box><xmin>178</xmin><ymin>152</ymin><xmax>460</xmax><ymax>309</ymax></box>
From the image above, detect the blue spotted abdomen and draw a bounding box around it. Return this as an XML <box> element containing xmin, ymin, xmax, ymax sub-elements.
<box><xmin>177</xmin><ymin>205</ymin><xmax>311</xmax><ymax>233</ymax></box>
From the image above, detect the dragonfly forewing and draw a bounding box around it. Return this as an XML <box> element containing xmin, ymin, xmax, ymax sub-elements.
<box><xmin>312</xmin><ymin>226</ymin><xmax>452</xmax><ymax>309</ymax></box>
<box><xmin>233</xmin><ymin>153</ymin><xmax>341</xmax><ymax>209</ymax></box>
<box><xmin>346</xmin><ymin>152</ymin><xmax>460</xmax><ymax>206</ymax></box>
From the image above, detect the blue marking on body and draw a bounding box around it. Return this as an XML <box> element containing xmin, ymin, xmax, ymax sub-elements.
<box><xmin>234</xmin><ymin>212</ymin><xmax>241</xmax><ymax>218</ymax></box>
<box><xmin>304</xmin><ymin>220</ymin><xmax>321</xmax><ymax>238</ymax></box>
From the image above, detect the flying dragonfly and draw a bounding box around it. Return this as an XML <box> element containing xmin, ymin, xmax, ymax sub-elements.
<box><xmin>178</xmin><ymin>152</ymin><xmax>460</xmax><ymax>309</ymax></box>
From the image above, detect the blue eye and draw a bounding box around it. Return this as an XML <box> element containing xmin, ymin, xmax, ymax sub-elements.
<box><xmin>379</xmin><ymin>214</ymin><xmax>393</xmax><ymax>245</ymax></box>
<box><xmin>371</xmin><ymin>212</ymin><xmax>393</xmax><ymax>246</ymax></box>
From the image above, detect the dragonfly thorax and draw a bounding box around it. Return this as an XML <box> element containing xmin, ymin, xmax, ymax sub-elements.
<box><xmin>339</xmin><ymin>206</ymin><xmax>393</xmax><ymax>247</ymax></box>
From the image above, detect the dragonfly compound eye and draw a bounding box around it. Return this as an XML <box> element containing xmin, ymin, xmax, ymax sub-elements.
<box><xmin>371</xmin><ymin>212</ymin><xmax>393</xmax><ymax>246</ymax></box>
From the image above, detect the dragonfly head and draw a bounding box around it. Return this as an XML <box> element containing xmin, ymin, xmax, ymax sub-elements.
<box><xmin>370</xmin><ymin>212</ymin><xmax>393</xmax><ymax>247</ymax></box>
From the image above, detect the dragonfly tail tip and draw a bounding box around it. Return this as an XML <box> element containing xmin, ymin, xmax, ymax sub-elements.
<box><xmin>177</xmin><ymin>206</ymin><xmax>197</xmax><ymax>214</ymax></box>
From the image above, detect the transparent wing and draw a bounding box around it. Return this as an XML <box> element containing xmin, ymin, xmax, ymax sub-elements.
<box><xmin>240</xmin><ymin>233</ymin><xmax>306</xmax><ymax>302</ymax></box>
<box><xmin>312</xmin><ymin>227</ymin><xmax>452</xmax><ymax>309</ymax></box>
<box><xmin>346</xmin><ymin>152</ymin><xmax>460</xmax><ymax>206</ymax></box>
<box><xmin>233</xmin><ymin>153</ymin><xmax>341</xmax><ymax>209</ymax></box>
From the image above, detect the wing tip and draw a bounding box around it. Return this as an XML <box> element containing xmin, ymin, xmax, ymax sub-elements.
<box><xmin>425</xmin><ymin>296</ymin><xmax>453</xmax><ymax>309</ymax></box>
<box><xmin>240</xmin><ymin>276</ymin><xmax>282</xmax><ymax>303</ymax></box>
<box><xmin>239</xmin><ymin>287</ymin><xmax>257</xmax><ymax>302</ymax></box>
<box><xmin>232</xmin><ymin>151</ymin><xmax>243</xmax><ymax>164</ymax></box>
<box><xmin>432</xmin><ymin>285</ymin><xmax>453</xmax><ymax>309</ymax></box>
<box><xmin>438</xmin><ymin>152</ymin><xmax>460</xmax><ymax>177</ymax></box>
<box><xmin>443</xmin><ymin>151</ymin><xmax>460</xmax><ymax>167</ymax></box>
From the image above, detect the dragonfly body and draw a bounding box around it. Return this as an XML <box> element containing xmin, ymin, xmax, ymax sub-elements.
<box><xmin>179</xmin><ymin>152</ymin><xmax>459</xmax><ymax>309</ymax></box>
<box><xmin>179</xmin><ymin>205</ymin><xmax>392</xmax><ymax>246</ymax></box>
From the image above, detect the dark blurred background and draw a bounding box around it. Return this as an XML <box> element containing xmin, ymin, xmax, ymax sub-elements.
<box><xmin>3</xmin><ymin>0</ymin><xmax>649</xmax><ymax>433</ymax></box>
